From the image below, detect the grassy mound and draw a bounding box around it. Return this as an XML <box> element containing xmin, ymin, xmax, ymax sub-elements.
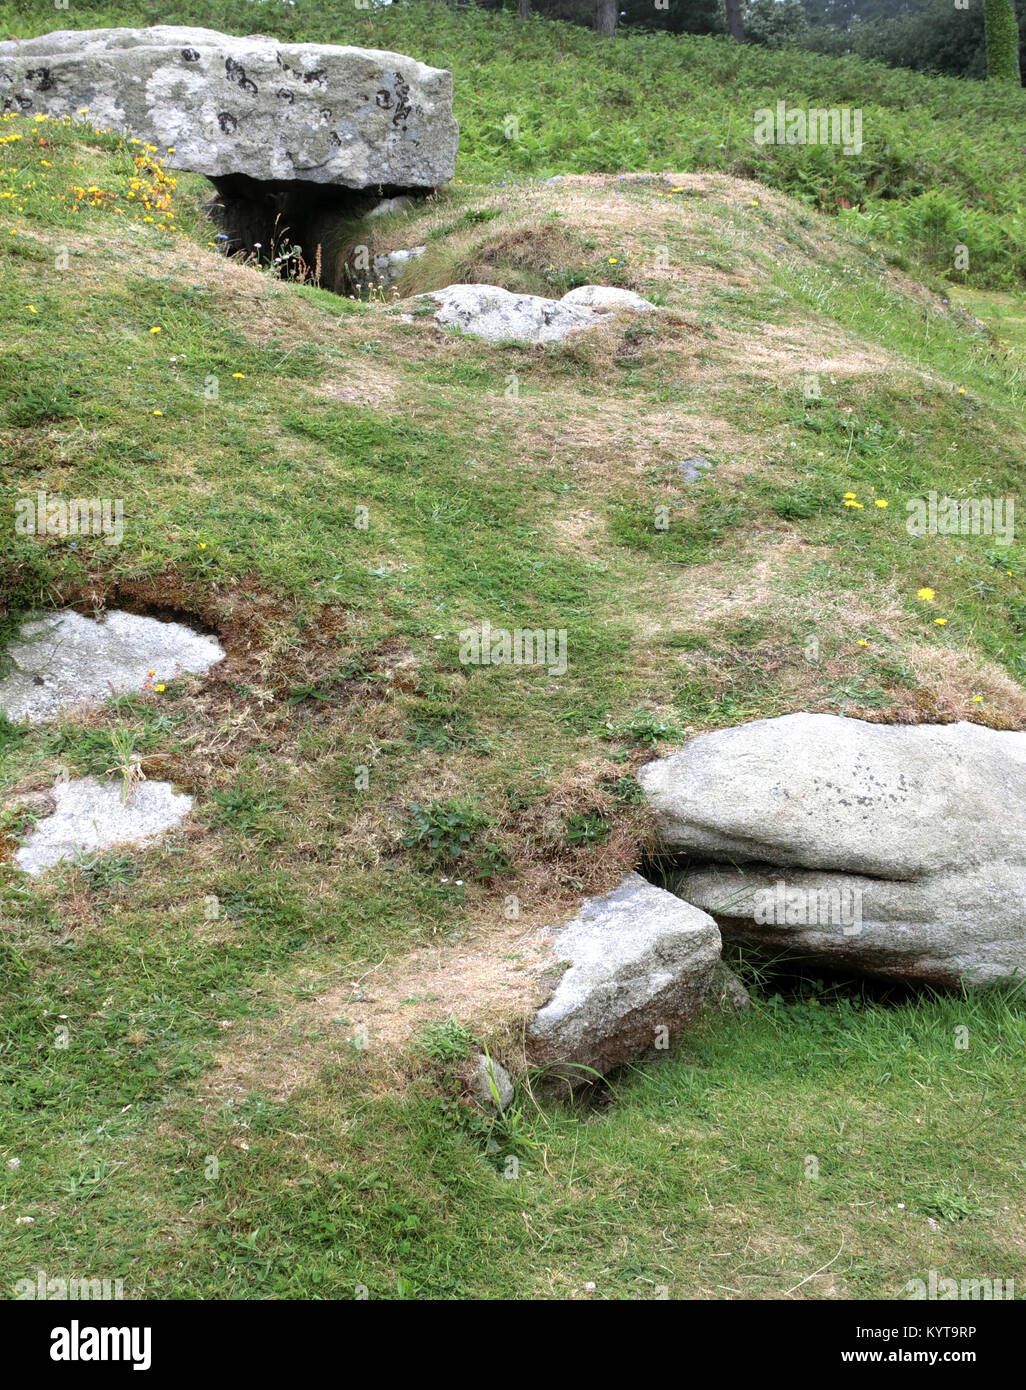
<box><xmin>1</xmin><ymin>107</ymin><xmax>1026</xmax><ymax>1297</ymax></box>
<box><xmin>2</xmin><ymin>0</ymin><xmax>1026</xmax><ymax>287</ymax></box>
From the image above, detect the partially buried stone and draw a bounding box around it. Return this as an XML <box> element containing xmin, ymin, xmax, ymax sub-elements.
<box><xmin>678</xmin><ymin>455</ymin><xmax>712</xmax><ymax>482</ymax></box>
<box><xmin>15</xmin><ymin>777</ymin><xmax>193</xmax><ymax>876</ymax></box>
<box><xmin>0</xmin><ymin>610</ymin><xmax>224</xmax><ymax>725</ymax></box>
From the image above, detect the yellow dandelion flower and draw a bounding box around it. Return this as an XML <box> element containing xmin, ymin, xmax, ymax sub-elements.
<box><xmin>934</xmin><ymin>617</ymin><xmax>947</xmax><ymax>626</ymax></box>
<box><xmin>608</xmin><ymin>257</ymin><xmax>618</xmax><ymax>264</ymax></box>
<box><xmin>857</xmin><ymin>639</ymin><xmax>870</xmax><ymax>647</ymax></box>
<box><xmin>917</xmin><ymin>587</ymin><xmax>936</xmax><ymax>602</ymax></box>
<box><xmin>27</xmin><ymin>305</ymin><xmax>37</xmax><ymax>314</ymax></box>
<box><xmin>843</xmin><ymin>492</ymin><xmax>856</xmax><ymax>499</ymax></box>
<box><xmin>155</xmin><ymin>683</ymin><xmax>165</xmax><ymax>692</ymax></box>
<box><xmin>231</xmin><ymin>372</ymin><xmax>245</xmax><ymax>379</ymax></box>
<box><xmin>198</xmin><ymin>542</ymin><xmax>207</xmax><ymax>550</ymax></box>
<box><xmin>972</xmin><ymin>695</ymin><xmax>984</xmax><ymax>703</ymax></box>
<box><xmin>874</xmin><ymin>499</ymin><xmax>888</xmax><ymax>508</ymax></box>
<box><xmin>149</xmin><ymin>325</ymin><xmax>162</xmax><ymax>333</ymax></box>
<box><xmin>152</xmin><ymin>409</ymin><xmax>163</xmax><ymax>416</ymax></box>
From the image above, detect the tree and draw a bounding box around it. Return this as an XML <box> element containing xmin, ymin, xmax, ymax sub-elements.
<box><xmin>724</xmin><ymin>0</ymin><xmax>745</xmax><ymax>40</ymax></box>
<box><xmin>595</xmin><ymin>0</ymin><xmax>619</xmax><ymax>33</ymax></box>
<box><xmin>519</xmin><ymin>0</ymin><xmax>531</xmax><ymax>17</ymax></box>
<box><xmin>983</xmin><ymin>0</ymin><xmax>1022</xmax><ymax>81</ymax></box>
<box><xmin>745</xmin><ymin>0</ymin><xmax>808</xmax><ymax>46</ymax></box>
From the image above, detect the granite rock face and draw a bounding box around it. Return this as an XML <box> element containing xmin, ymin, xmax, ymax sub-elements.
<box><xmin>638</xmin><ymin>713</ymin><xmax>1026</xmax><ymax>987</ymax></box>
<box><xmin>15</xmin><ymin>777</ymin><xmax>193</xmax><ymax>875</ymax></box>
<box><xmin>525</xmin><ymin>872</ymin><xmax>721</xmax><ymax>1084</ymax></box>
<box><xmin>0</xmin><ymin>26</ymin><xmax>458</xmax><ymax>188</ymax></box>
<box><xmin>0</xmin><ymin>610</ymin><xmax>224</xmax><ymax>725</ymax></box>
<box><xmin>425</xmin><ymin>282</ymin><xmax>658</xmax><ymax>344</ymax></box>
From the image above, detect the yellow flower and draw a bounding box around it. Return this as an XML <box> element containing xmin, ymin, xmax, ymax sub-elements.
<box><xmin>155</xmin><ymin>683</ymin><xmax>165</xmax><ymax>692</ymax></box>
<box><xmin>608</xmin><ymin>257</ymin><xmax>618</xmax><ymax>264</ymax></box>
<box><xmin>874</xmin><ymin>499</ymin><xmax>888</xmax><ymax>508</ymax></box>
<box><xmin>231</xmin><ymin>372</ymin><xmax>245</xmax><ymax>379</ymax></box>
<box><xmin>149</xmin><ymin>325</ymin><xmax>162</xmax><ymax>334</ymax></box>
<box><xmin>957</xmin><ymin>387</ymin><xmax>966</xmax><ymax>395</ymax></box>
<box><xmin>843</xmin><ymin>492</ymin><xmax>856</xmax><ymax>499</ymax></box>
<box><xmin>917</xmin><ymin>587</ymin><xmax>936</xmax><ymax>602</ymax></box>
<box><xmin>152</xmin><ymin>409</ymin><xmax>163</xmax><ymax>416</ymax></box>
<box><xmin>857</xmin><ymin>639</ymin><xmax>870</xmax><ymax>647</ymax></box>
<box><xmin>198</xmin><ymin>542</ymin><xmax>207</xmax><ymax>550</ymax></box>
<box><xmin>27</xmin><ymin>305</ymin><xmax>37</xmax><ymax>314</ymax></box>
<box><xmin>934</xmin><ymin>617</ymin><xmax>947</xmax><ymax>626</ymax></box>
<box><xmin>972</xmin><ymin>695</ymin><xmax>984</xmax><ymax>703</ymax></box>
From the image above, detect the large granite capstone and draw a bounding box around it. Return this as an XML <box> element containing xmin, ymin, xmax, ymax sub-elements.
<box><xmin>0</xmin><ymin>26</ymin><xmax>457</xmax><ymax>186</ymax></box>
<box><xmin>638</xmin><ymin>713</ymin><xmax>1026</xmax><ymax>988</ymax></box>
<box><xmin>0</xmin><ymin>26</ymin><xmax>458</xmax><ymax>260</ymax></box>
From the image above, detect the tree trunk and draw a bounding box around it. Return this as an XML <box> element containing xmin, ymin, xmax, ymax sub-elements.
<box><xmin>983</xmin><ymin>0</ymin><xmax>1022</xmax><ymax>82</ymax></box>
<box><xmin>724</xmin><ymin>0</ymin><xmax>745</xmax><ymax>42</ymax></box>
<box><xmin>518</xmin><ymin>0</ymin><xmax>530</xmax><ymax>17</ymax></box>
<box><xmin>594</xmin><ymin>0</ymin><xmax>618</xmax><ymax>35</ymax></box>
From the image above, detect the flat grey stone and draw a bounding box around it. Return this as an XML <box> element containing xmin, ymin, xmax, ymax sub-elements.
<box><xmin>0</xmin><ymin>610</ymin><xmax>224</xmax><ymax>724</ymax></box>
<box><xmin>526</xmin><ymin>871</ymin><xmax>720</xmax><ymax>1084</ymax></box>
<box><xmin>15</xmin><ymin>776</ymin><xmax>192</xmax><ymax>875</ymax></box>
<box><xmin>559</xmin><ymin>284</ymin><xmax>658</xmax><ymax>314</ymax></box>
<box><xmin>0</xmin><ymin>26</ymin><xmax>458</xmax><ymax>189</ymax></box>
<box><xmin>423</xmin><ymin>283</ymin><xmax>658</xmax><ymax>344</ymax></box>
<box><xmin>676</xmin><ymin>861</ymin><xmax>1026</xmax><ymax>989</ymax></box>
<box><xmin>638</xmin><ymin>713</ymin><xmax>1026</xmax><ymax>987</ymax></box>
<box><xmin>638</xmin><ymin>713</ymin><xmax>1024</xmax><ymax>880</ymax></box>
<box><xmin>678</xmin><ymin>455</ymin><xmax>713</xmax><ymax>482</ymax></box>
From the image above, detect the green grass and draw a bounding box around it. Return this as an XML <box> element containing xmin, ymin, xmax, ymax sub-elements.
<box><xmin>1</xmin><ymin>39</ymin><xmax>1026</xmax><ymax>1299</ymax></box>
<box><xmin>4</xmin><ymin>966</ymin><xmax>1024</xmax><ymax>1298</ymax></box>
